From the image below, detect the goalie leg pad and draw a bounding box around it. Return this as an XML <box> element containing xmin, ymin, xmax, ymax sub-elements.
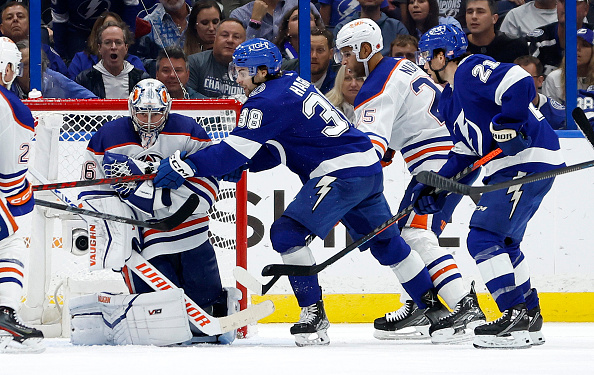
<box><xmin>81</xmin><ymin>196</ymin><xmax>140</xmax><ymax>271</ymax></box>
<box><xmin>70</xmin><ymin>289</ymin><xmax>192</xmax><ymax>346</ymax></box>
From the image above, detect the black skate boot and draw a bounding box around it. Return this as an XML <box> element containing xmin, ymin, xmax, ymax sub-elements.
<box><xmin>373</xmin><ymin>300</ymin><xmax>431</xmax><ymax>340</ymax></box>
<box><xmin>0</xmin><ymin>306</ymin><xmax>45</xmax><ymax>353</ymax></box>
<box><xmin>473</xmin><ymin>303</ymin><xmax>532</xmax><ymax>349</ymax></box>
<box><xmin>528</xmin><ymin>305</ymin><xmax>545</xmax><ymax>346</ymax></box>
<box><xmin>429</xmin><ymin>281</ymin><xmax>487</xmax><ymax>344</ymax></box>
<box><xmin>420</xmin><ymin>289</ymin><xmax>451</xmax><ymax>326</ymax></box>
<box><xmin>290</xmin><ymin>299</ymin><xmax>330</xmax><ymax>347</ymax></box>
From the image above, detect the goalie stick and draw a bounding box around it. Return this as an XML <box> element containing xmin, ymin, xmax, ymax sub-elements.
<box><xmin>416</xmin><ymin>108</ymin><xmax>594</xmax><ymax>196</ymax></box>
<box><xmin>35</xmin><ymin>195</ymin><xmax>199</xmax><ymax>231</ymax></box>
<box><xmin>234</xmin><ymin>148</ymin><xmax>503</xmax><ymax>295</ymax></box>
<box><xmin>126</xmin><ymin>252</ymin><xmax>274</xmax><ymax>335</ymax></box>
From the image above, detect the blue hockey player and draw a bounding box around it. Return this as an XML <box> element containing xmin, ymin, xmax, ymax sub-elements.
<box><xmin>414</xmin><ymin>24</ymin><xmax>565</xmax><ymax>349</ymax></box>
<box><xmin>154</xmin><ymin>38</ymin><xmax>450</xmax><ymax>346</ymax></box>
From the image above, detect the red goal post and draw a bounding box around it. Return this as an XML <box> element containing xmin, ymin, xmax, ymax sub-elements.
<box><xmin>21</xmin><ymin>98</ymin><xmax>248</xmax><ymax>338</ymax></box>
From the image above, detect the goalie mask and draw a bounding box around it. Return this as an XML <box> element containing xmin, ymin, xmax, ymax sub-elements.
<box><xmin>129</xmin><ymin>78</ymin><xmax>172</xmax><ymax>147</ymax></box>
<box><xmin>0</xmin><ymin>37</ymin><xmax>22</xmax><ymax>89</ymax></box>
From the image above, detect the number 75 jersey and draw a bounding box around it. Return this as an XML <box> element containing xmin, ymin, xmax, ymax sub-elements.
<box><xmin>222</xmin><ymin>72</ymin><xmax>381</xmax><ymax>182</ymax></box>
<box><xmin>354</xmin><ymin>57</ymin><xmax>453</xmax><ymax>175</ymax></box>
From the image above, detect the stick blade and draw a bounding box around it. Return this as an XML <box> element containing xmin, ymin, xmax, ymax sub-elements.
<box><xmin>261</xmin><ymin>263</ymin><xmax>313</xmax><ymax>277</ymax></box>
<box><xmin>572</xmin><ymin>107</ymin><xmax>594</xmax><ymax>148</ymax></box>
<box><xmin>416</xmin><ymin>171</ymin><xmax>473</xmax><ymax>195</ymax></box>
<box><xmin>150</xmin><ymin>194</ymin><xmax>199</xmax><ymax>230</ymax></box>
<box><xmin>218</xmin><ymin>300</ymin><xmax>275</xmax><ymax>333</ymax></box>
<box><xmin>233</xmin><ymin>267</ymin><xmax>265</xmax><ymax>296</ymax></box>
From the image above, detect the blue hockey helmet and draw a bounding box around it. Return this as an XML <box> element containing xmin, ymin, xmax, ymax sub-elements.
<box><xmin>229</xmin><ymin>38</ymin><xmax>282</xmax><ymax>79</ymax></box>
<box><xmin>417</xmin><ymin>24</ymin><xmax>468</xmax><ymax>65</ymax></box>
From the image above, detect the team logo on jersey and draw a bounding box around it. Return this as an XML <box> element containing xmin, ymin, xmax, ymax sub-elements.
<box><xmin>526</xmin><ymin>29</ymin><xmax>544</xmax><ymax>38</ymax></box>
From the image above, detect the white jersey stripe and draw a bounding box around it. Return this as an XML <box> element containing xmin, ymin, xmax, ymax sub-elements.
<box><xmin>494</xmin><ymin>65</ymin><xmax>530</xmax><ymax>106</ymax></box>
<box><xmin>309</xmin><ymin>148</ymin><xmax>379</xmax><ymax>179</ymax></box>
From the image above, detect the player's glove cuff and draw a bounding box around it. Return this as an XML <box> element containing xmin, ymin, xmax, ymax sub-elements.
<box><xmin>490</xmin><ymin>114</ymin><xmax>532</xmax><ymax>156</ymax></box>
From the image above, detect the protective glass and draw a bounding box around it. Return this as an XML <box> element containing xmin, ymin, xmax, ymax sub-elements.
<box><xmin>228</xmin><ymin>63</ymin><xmax>252</xmax><ymax>81</ymax></box>
<box><xmin>415</xmin><ymin>50</ymin><xmax>431</xmax><ymax>66</ymax></box>
<box><xmin>334</xmin><ymin>49</ymin><xmax>353</xmax><ymax>64</ymax></box>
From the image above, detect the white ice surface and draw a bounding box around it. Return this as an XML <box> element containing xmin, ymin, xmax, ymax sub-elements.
<box><xmin>4</xmin><ymin>323</ymin><xmax>593</xmax><ymax>375</ymax></box>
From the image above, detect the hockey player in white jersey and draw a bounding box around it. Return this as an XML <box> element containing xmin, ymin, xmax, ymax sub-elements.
<box><xmin>335</xmin><ymin>19</ymin><xmax>486</xmax><ymax>343</ymax></box>
<box><xmin>0</xmin><ymin>37</ymin><xmax>44</xmax><ymax>353</ymax></box>
<box><xmin>415</xmin><ymin>24</ymin><xmax>565</xmax><ymax>348</ymax></box>
<box><xmin>154</xmin><ymin>38</ymin><xmax>450</xmax><ymax>347</ymax></box>
<box><xmin>72</xmin><ymin>78</ymin><xmax>240</xmax><ymax>346</ymax></box>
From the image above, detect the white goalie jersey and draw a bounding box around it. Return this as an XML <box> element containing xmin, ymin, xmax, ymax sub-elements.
<box><xmin>354</xmin><ymin>57</ymin><xmax>453</xmax><ymax>175</ymax></box>
<box><xmin>80</xmin><ymin>113</ymin><xmax>219</xmax><ymax>261</ymax></box>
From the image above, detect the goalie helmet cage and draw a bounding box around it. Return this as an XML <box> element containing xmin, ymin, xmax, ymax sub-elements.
<box><xmin>20</xmin><ymin>99</ymin><xmax>249</xmax><ymax>338</ymax></box>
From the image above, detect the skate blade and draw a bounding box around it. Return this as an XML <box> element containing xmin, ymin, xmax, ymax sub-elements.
<box><xmin>431</xmin><ymin>320</ymin><xmax>486</xmax><ymax>344</ymax></box>
<box><xmin>373</xmin><ymin>325</ymin><xmax>430</xmax><ymax>340</ymax></box>
<box><xmin>473</xmin><ymin>330</ymin><xmax>532</xmax><ymax>349</ymax></box>
<box><xmin>1</xmin><ymin>337</ymin><xmax>45</xmax><ymax>354</ymax></box>
<box><xmin>294</xmin><ymin>329</ymin><xmax>330</xmax><ymax>347</ymax></box>
<box><xmin>530</xmin><ymin>330</ymin><xmax>545</xmax><ymax>346</ymax></box>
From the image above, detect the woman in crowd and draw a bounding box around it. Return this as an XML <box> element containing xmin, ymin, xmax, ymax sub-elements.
<box><xmin>184</xmin><ymin>1</ymin><xmax>222</xmax><ymax>56</ymax></box>
<box><xmin>543</xmin><ymin>28</ymin><xmax>594</xmax><ymax>104</ymax></box>
<box><xmin>67</xmin><ymin>12</ymin><xmax>145</xmax><ymax>80</ymax></box>
<box><xmin>404</xmin><ymin>0</ymin><xmax>461</xmax><ymax>39</ymax></box>
<box><xmin>274</xmin><ymin>6</ymin><xmax>324</xmax><ymax>59</ymax></box>
<box><xmin>325</xmin><ymin>65</ymin><xmax>365</xmax><ymax>123</ymax></box>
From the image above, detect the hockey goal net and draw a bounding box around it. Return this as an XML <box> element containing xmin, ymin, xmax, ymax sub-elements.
<box><xmin>20</xmin><ymin>99</ymin><xmax>248</xmax><ymax>338</ymax></box>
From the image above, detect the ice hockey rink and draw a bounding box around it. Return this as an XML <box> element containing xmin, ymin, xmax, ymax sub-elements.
<box><xmin>4</xmin><ymin>322</ymin><xmax>593</xmax><ymax>375</ymax></box>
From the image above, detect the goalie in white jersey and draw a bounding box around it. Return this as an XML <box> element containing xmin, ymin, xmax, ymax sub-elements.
<box><xmin>72</xmin><ymin>79</ymin><xmax>240</xmax><ymax>346</ymax></box>
<box><xmin>0</xmin><ymin>37</ymin><xmax>44</xmax><ymax>353</ymax></box>
<box><xmin>335</xmin><ymin>19</ymin><xmax>486</xmax><ymax>343</ymax></box>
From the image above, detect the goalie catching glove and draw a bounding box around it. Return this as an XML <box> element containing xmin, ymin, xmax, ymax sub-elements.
<box><xmin>155</xmin><ymin>150</ymin><xmax>198</xmax><ymax>189</ymax></box>
<box><xmin>490</xmin><ymin>114</ymin><xmax>532</xmax><ymax>156</ymax></box>
<box><xmin>103</xmin><ymin>152</ymin><xmax>157</xmax><ymax>215</ymax></box>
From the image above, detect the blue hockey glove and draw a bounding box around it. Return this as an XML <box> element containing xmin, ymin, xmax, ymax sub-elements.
<box><xmin>411</xmin><ymin>182</ymin><xmax>448</xmax><ymax>215</ymax></box>
<box><xmin>103</xmin><ymin>152</ymin><xmax>155</xmax><ymax>196</ymax></box>
<box><xmin>155</xmin><ymin>150</ymin><xmax>198</xmax><ymax>189</ymax></box>
<box><xmin>490</xmin><ymin>114</ymin><xmax>532</xmax><ymax>156</ymax></box>
<box><xmin>219</xmin><ymin>161</ymin><xmax>251</xmax><ymax>183</ymax></box>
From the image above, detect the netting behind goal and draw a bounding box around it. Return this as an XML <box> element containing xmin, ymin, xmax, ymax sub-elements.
<box><xmin>21</xmin><ymin>99</ymin><xmax>247</xmax><ymax>337</ymax></box>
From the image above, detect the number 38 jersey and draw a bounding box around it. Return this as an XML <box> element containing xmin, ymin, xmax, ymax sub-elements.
<box><xmin>186</xmin><ymin>72</ymin><xmax>381</xmax><ymax>182</ymax></box>
<box><xmin>354</xmin><ymin>57</ymin><xmax>453</xmax><ymax>175</ymax></box>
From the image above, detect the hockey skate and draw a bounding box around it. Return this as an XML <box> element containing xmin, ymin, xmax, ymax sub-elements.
<box><xmin>0</xmin><ymin>306</ymin><xmax>45</xmax><ymax>353</ymax></box>
<box><xmin>473</xmin><ymin>303</ymin><xmax>532</xmax><ymax>349</ymax></box>
<box><xmin>429</xmin><ymin>282</ymin><xmax>486</xmax><ymax>344</ymax></box>
<box><xmin>373</xmin><ymin>290</ymin><xmax>449</xmax><ymax>340</ymax></box>
<box><xmin>528</xmin><ymin>305</ymin><xmax>545</xmax><ymax>346</ymax></box>
<box><xmin>290</xmin><ymin>299</ymin><xmax>330</xmax><ymax>347</ymax></box>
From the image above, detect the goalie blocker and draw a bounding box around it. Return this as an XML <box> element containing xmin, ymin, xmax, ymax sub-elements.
<box><xmin>70</xmin><ymin>287</ymin><xmax>242</xmax><ymax>346</ymax></box>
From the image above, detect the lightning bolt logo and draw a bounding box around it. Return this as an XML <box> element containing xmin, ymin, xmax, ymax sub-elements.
<box><xmin>83</xmin><ymin>0</ymin><xmax>104</xmax><ymax>20</ymax></box>
<box><xmin>313</xmin><ymin>176</ymin><xmax>336</xmax><ymax>211</ymax></box>
<box><xmin>506</xmin><ymin>172</ymin><xmax>527</xmax><ymax>219</ymax></box>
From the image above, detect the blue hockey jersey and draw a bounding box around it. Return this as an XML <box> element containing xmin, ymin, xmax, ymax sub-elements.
<box><xmin>439</xmin><ymin>54</ymin><xmax>564</xmax><ymax>181</ymax></box>
<box><xmin>186</xmin><ymin>72</ymin><xmax>381</xmax><ymax>182</ymax></box>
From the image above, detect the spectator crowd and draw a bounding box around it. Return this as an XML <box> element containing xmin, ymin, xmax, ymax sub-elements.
<box><xmin>1</xmin><ymin>0</ymin><xmax>593</xmax><ymax>128</ymax></box>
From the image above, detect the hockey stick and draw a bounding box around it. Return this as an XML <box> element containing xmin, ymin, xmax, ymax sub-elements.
<box><xmin>32</xmin><ymin>173</ymin><xmax>157</xmax><ymax>192</ymax></box>
<box><xmin>126</xmin><ymin>251</ymin><xmax>274</xmax><ymax>335</ymax></box>
<box><xmin>416</xmin><ymin>109</ymin><xmax>594</xmax><ymax>196</ymax></box>
<box><xmin>234</xmin><ymin>148</ymin><xmax>503</xmax><ymax>295</ymax></box>
<box><xmin>35</xmin><ymin>195</ymin><xmax>199</xmax><ymax>231</ymax></box>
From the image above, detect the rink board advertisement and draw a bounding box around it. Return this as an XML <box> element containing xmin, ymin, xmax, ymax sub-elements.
<box><xmin>244</xmin><ymin>136</ymin><xmax>594</xmax><ymax>322</ymax></box>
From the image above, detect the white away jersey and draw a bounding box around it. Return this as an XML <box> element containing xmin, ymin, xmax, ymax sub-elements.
<box><xmin>0</xmin><ymin>86</ymin><xmax>35</xmax><ymax>219</ymax></box>
<box><xmin>354</xmin><ymin>57</ymin><xmax>453</xmax><ymax>175</ymax></box>
<box><xmin>81</xmin><ymin>114</ymin><xmax>219</xmax><ymax>259</ymax></box>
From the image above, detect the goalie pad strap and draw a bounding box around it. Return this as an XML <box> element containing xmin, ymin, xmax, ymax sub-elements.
<box><xmin>70</xmin><ymin>289</ymin><xmax>192</xmax><ymax>346</ymax></box>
